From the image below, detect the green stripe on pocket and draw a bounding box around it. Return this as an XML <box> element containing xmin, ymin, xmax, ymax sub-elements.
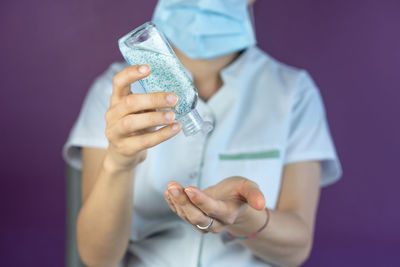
<box><xmin>219</xmin><ymin>150</ymin><xmax>280</xmax><ymax>160</ymax></box>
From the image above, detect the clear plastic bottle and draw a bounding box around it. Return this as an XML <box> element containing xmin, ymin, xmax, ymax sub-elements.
<box><xmin>118</xmin><ymin>22</ymin><xmax>213</xmax><ymax>136</ymax></box>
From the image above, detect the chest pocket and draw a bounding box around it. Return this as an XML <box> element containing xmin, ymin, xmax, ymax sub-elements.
<box><xmin>216</xmin><ymin>148</ymin><xmax>283</xmax><ymax>209</ymax></box>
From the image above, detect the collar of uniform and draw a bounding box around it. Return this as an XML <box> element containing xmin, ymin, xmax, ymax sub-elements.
<box><xmin>186</xmin><ymin>46</ymin><xmax>257</xmax><ymax>126</ymax></box>
<box><xmin>196</xmin><ymin>82</ymin><xmax>237</xmax><ymax>127</ymax></box>
<box><xmin>219</xmin><ymin>46</ymin><xmax>255</xmax><ymax>86</ymax></box>
<box><xmin>204</xmin><ymin>47</ymin><xmax>257</xmax><ymax>124</ymax></box>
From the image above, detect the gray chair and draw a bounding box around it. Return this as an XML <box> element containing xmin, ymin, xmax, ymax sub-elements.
<box><xmin>66</xmin><ymin>164</ymin><xmax>85</xmax><ymax>267</ymax></box>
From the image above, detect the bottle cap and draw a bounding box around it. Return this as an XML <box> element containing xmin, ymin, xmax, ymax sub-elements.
<box><xmin>176</xmin><ymin>109</ymin><xmax>213</xmax><ymax>136</ymax></box>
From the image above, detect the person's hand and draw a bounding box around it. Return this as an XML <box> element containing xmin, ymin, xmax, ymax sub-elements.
<box><xmin>104</xmin><ymin>64</ymin><xmax>181</xmax><ymax>173</ymax></box>
<box><xmin>163</xmin><ymin>176</ymin><xmax>266</xmax><ymax>233</ymax></box>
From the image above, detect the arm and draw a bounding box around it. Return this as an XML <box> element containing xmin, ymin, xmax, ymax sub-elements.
<box><xmin>164</xmin><ymin>161</ymin><xmax>321</xmax><ymax>267</ymax></box>
<box><xmin>77</xmin><ymin>147</ymin><xmax>135</xmax><ymax>267</ymax></box>
<box><xmin>226</xmin><ymin>161</ymin><xmax>321</xmax><ymax>266</ymax></box>
<box><xmin>76</xmin><ymin>64</ymin><xmax>181</xmax><ymax>267</ymax></box>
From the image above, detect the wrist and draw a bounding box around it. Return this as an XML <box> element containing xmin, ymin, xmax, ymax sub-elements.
<box><xmin>102</xmin><ymin>149</ymin><xmax>137</xmax><ymax>176</ymax></box>
<box><xmin>225</xmin><ymin>207</ymin><xmax>270</xmax><ymax>239</ymax></box>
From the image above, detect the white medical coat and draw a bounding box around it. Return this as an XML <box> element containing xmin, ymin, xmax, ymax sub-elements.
<box><xmin>63</xmin><ymin>46</ymin><xmax>342</xmax><ymax>267</ymax></box>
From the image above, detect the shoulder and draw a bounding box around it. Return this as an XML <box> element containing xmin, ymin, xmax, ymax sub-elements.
<box><xmin>245</xmin><ymin>47</ymin><xmax>316</xmax><ymax>97</ymax></box>
<box><xmin>235</xmin><ymin>47</ymin><xmax>323</xmax><ymax>122</ymax></box>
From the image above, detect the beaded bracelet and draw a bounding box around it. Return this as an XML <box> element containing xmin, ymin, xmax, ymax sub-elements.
<box><xmin>226</xmin><ymin>208</ymin><xmax>270</xmax><ymax>240</ymax></box>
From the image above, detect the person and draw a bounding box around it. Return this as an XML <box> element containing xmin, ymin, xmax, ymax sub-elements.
<box><xmin>63</xmin><ymin>0</ymin><xmax>342</xmax><ymax>266</ymax></box>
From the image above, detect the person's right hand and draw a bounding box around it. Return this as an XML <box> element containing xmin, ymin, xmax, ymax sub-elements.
<box><xmin>103</xmin><ymin>64</ymin><xmax>181</xmax><ymax>173</ymax></box>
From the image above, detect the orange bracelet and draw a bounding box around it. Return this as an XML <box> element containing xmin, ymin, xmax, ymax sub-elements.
<box><xmin>226</xmin><ymin>208</ymin><xmax>270</xmax><ymax>240</ymax></box>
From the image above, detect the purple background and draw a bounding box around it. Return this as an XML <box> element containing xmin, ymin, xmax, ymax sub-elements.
<box><xmin>1</xmin><ymin>0</ymin><xmax>399</xmax><ymax>266</ymax></box>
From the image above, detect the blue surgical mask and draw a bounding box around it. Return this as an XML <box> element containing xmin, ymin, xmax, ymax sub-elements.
<box><xmin>152</xmin><ymin>0</ymin><xmax>256</xmax><ymax>59</ymax></box>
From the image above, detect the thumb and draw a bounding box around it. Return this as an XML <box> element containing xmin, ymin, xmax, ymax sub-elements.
<box><xmin>239</xmin><ymin>180</ymin><xmax>266</xmax><ymax>210</ymax></box>
<box><xmin>111</xmin><ymin>64</ymin><xmax>151</xmax><ymax>105</ymax></box>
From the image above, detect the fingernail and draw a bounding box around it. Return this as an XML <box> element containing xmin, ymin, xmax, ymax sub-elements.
<box><xmin>168</xmin><ymin>187</ymin><xmax>179</xmax><ymax>197</ymax></box>
<box><xmin>167</xmin><ymin>94</ymin><xmax>178</xmax><ymax>104</ymax></box>
<box><xmin>172</xmin><ymin>123</ymin><xmax>180</xmax><ymax>131</ymax></box>
<box><xmin>165</xmin><ymin>112</ymin><xmax>175</xmax><ymax>121</ymax></box>
<box><xmin>185</xmin><ymin>189</ymin><xmax>195</xmax><ymax>198</ymax></box>
<box><xmin>138</xmin><ymin>65</ymin><xmax>149</xmax><ymax>74</ymax></box>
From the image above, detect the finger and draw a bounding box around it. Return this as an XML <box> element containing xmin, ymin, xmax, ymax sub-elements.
<box><xmin>167</xmin><ymin>183</ymin><xmax>199</xmax><ymax>224</ymax></box>
<box><xmin>167</xmin><ymin>183</ymin><xmax>220</xmax><ymax>233</ymax></box>
<box><xmin>119</xmin><ymin>123</ymin><xmax>181</xmax><ymax>153</ymax></box>
<box><xmin>193</xmin><ymin>216</ymin><xmax>225</xmax><ymax>234</ymax></box>
<box><xmin>164</xmin><ymin>190</ymin><xmax>177</xmax><ymax>213</ymax></box>
<box><xmin>239</xmin><ymin>180</ymin><xmax>266</xmax><ymax>210</ymax></box>
<box><xmin>113</xmin><ymin>111</ymin><xmax>175</xmax><ymax>138</ymax></box>
<box><xmin>111</xmin><ymin>65</ymin><xmax>151</xmax><ymax>106</ymax></box>
<box><xmin>184</xmin><ymin>186</ymin><xmax>232</xmax><ymax>224</ymax></box>
<box><xmin>109</xmin><ymin>92</ymin><xmax>178</xmax><ymax>120</ymax></box>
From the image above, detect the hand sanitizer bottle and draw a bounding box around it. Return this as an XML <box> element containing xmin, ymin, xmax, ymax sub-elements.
<box><xmin>118</xmin><ymin>22</ymin><xmax>213</xmax><ymax>136</ymax></box>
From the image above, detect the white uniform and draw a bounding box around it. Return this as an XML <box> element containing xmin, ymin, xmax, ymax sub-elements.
<box><xmin>63</xmin><ymin>46</ymin><xmax>342</xmax><ymax>267</ymax></box>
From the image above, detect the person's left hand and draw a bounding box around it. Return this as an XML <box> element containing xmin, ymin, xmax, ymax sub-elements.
<box><xmin>163</xmin><ymin>176</ymin><xmax>266</xmax><ymax>233</ymax></box>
